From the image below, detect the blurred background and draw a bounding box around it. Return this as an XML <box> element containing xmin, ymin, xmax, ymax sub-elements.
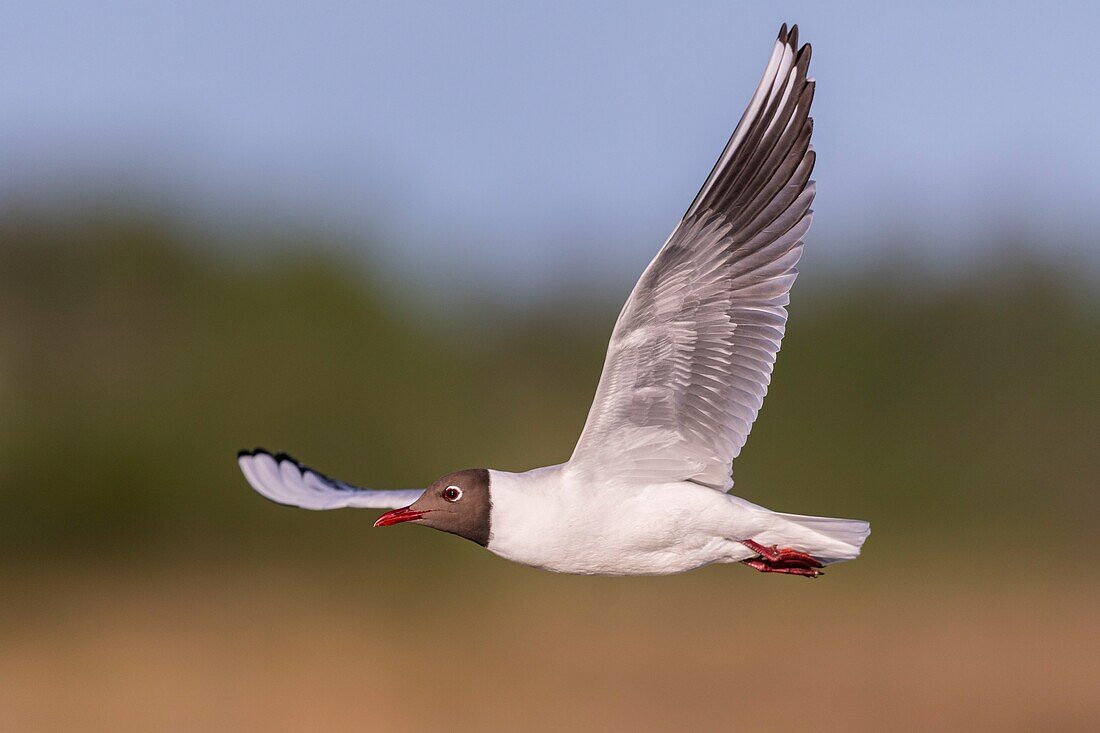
<box><xmin>2</xmin><ymin>2</ymin><xmax>1098</xmax><ymax>731</ymax></box>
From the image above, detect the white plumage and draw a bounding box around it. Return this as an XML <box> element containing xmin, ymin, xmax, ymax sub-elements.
<box><xmin>485</xmin><ymin>467</ymin><xmax>865</xmax><ymax>575</ymax></box>
<box><xmin>237</xmin><ymin>24</ymin><xmax>870</xmax><ymax>578</ymax></box>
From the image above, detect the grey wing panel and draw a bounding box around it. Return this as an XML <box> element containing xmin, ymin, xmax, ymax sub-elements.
<box><xmin>569</xmin><ymin>25</ymin><xmax>815</xmax><ymax>490</ymax></box>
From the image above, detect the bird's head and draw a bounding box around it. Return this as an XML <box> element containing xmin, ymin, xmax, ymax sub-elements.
<box><xmin>373</xmin><ymin>468</ymin><xmax>491</xmax><ymax>546</ymax></box>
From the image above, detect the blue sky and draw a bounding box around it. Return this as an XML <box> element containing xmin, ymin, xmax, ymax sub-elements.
<box><xmin>2</xmin><ymin>2</ymin><xmax>1097</xmax><ymax>294</ymax></box>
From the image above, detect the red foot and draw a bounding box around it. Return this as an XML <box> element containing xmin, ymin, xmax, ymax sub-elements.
<box><xmin>742</xmin><ymin>559</ymin><xmax>822</xmax><ymax>577</ymax></box>
<box><xmin>741</xmin><ymin>539</ymin><xmax>824</xmax><ymax>578</ymax></box>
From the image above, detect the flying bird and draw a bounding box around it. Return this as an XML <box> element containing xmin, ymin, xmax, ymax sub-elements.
<box><xmin>238</xmin><ymin>24</ymin><xmax>869</xmax><ymax>577</ymax></box>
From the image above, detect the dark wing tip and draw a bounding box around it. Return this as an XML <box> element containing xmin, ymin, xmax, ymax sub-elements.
<box><xmin>682</xmin><ymin>23</ymin><xmax>816</xmax><ymax>224</ymax></box>
<box><xmin>273</xmin><ymin>450</ymin><xmax>308</xmax><ymax>471</ymax></box>
<box><xmin>797</xmin><ymin>42</ymin><xmax>812</xmax><ymax>65</ymax></box>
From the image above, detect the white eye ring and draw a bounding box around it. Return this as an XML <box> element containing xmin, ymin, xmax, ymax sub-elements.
<box><xmin>443</xmin><ymin>485</ymin><xmax>463</xmax><ymax>502</ymax></box>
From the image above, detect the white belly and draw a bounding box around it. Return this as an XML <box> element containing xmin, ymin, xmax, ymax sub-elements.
<box><xmin>485</xmin><ymin>468</ymin><xmax>762</xmax><ymax>575</ymax></box>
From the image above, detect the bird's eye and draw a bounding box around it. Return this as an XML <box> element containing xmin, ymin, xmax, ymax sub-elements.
<box><xmin>443</xmin><ymin>485</ymin><xmax>462</xmax><ymax>502</ymax></box>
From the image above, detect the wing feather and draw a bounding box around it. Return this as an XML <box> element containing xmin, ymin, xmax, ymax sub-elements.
<box><xmin>238</xmin><ymin>449</ymin><xmax>424</xmax><ymax>510</ymax></box>
<box><xmin>568</xmin><ymin>25</ymin><xmax>816</xmax><ymax>491</ymax></box>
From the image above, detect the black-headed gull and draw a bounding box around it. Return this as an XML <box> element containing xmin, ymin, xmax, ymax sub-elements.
<box><xmin>239</xmin><ymin>24</ymin><xmax>869</xmax><ymax>577</ymax></box>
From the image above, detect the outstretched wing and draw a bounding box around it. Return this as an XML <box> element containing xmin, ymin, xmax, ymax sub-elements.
<box><xmin>238</xmin><ymin>449</ymin><xmax>424</xmax><ymax>510</ymax></box>
<box><xmin>568</xmin><ymin>24</ymin><xmax>815</xmax><ymax>491</ymax></box>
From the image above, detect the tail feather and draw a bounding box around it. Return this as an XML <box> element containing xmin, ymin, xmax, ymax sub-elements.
<box><xmin>771</xmin><ymin>512</ymin><xmax>871</xmax><ymax>563</ymax></box>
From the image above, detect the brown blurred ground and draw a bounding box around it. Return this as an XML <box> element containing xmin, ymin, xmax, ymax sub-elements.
<box><xmin>2</xmin><ymin>561</ymin><xmax>1098</xmax><ymax>732</ymax></box>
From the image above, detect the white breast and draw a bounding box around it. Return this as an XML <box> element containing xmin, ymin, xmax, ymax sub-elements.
<box><xmin>485</xmin><ymin>466</ymin><xmax>760</xmax><ymax>575</ymax></box>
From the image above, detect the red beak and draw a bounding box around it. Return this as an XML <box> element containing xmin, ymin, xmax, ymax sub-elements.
<box><xmin>373</xmin><ymin>506</ymin><xmax>427</xmax><ymax>528</ymax></box>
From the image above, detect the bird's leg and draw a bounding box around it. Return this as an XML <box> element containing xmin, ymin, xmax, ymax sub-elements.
<box><xmin>741</xmin><ymin>539</ymin><xmax>823</xmax><ymax>567</ymax></box>
<box><xmin>741</xmin><ymin>539</ymin><xmax>824</xmax><ymax>577</ymax></box>
<box><xmin>741</xmin><ymin>539</ymin><xmax>781</xmax><ymax>561</ymax></box>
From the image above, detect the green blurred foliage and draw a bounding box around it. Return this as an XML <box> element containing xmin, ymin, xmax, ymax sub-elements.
<box><xmin>1</xmin><ymin>212</ymin><xmax>1097</xmax><ymax>561</ymax></box>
